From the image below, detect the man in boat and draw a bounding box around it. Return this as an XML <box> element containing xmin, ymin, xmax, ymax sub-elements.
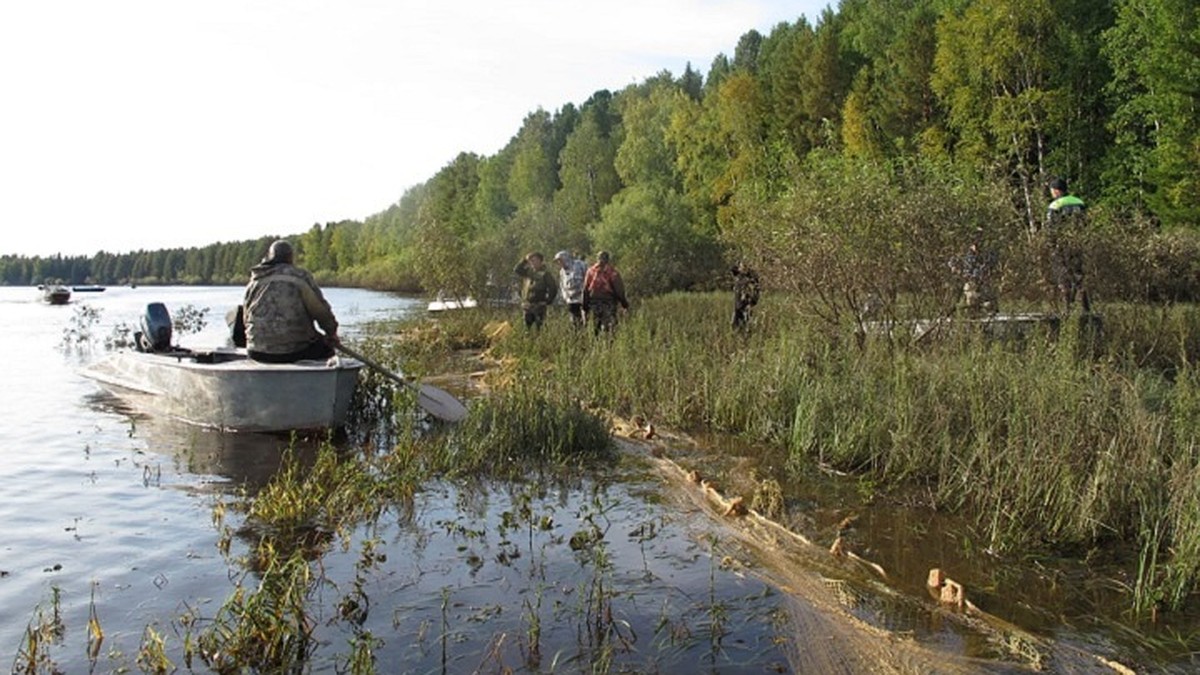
<box><xmin>242</xmin><ymin>240</ymin><xmax>340</xmax><ymax>362</ymax></box>
<box><xmin>582</xmin><ymin>250</ymin><xmax>629</xmax><ymax>336</ymax></box>
<box><xmin>1044</xmin><ymin>176</ymin><xmax>1089</xmax><ymax>313</ymax></box>
<box><xmin>514</xmin><ymin>252</ymin><xmax>558</xmax><ymax>330</ymax></box>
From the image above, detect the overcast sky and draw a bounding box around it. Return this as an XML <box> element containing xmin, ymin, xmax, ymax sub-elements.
<box><xmin>1</xmin><ymin>1</ymin><xmax>830</xmax><ymax>258</ymax></box>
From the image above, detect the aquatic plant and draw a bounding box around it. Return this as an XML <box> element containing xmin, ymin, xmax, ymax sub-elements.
<box><xmin>237</xmin><ymin>440</ymin><xmax>379</xmax><ymax>565</ymax></box>
<box><xmin>198</xmin><ymin>548</ymin><xmax>317</xmax><ymax>673</ymax></box>
<box><xmin>340</xmin><ymin>631</ymin><xmax>382</xmax><ymax>675</ymax></box>
<box><xmin>170</xmin><ymin>304</ymin><xmax>209</xmax><ymax>337</ymax></box>
<box><xmin>12</xmin><ymin>586</ymin><xmax>63</xmax><ymax>675</ymax></box>
<box><xmin>103</xmin><ymin>321</ymin><xmax>136</xmax><ymax>351</ymax></box>
<box><xmin>136</xmin><ymin>625</ymin><xmax>172</xmax><ymax>673</ymax></box>
<box><xmin>439</xmin><ymin>382</ymin><xmax>615</xmax><ymax>478</ymax></box>
<box><xmin>60</xmin><ymin>304</ymin><xmax>102</xmax><ymax>351</ymax></box>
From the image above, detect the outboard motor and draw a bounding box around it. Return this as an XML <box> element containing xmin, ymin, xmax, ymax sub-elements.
<box><xmin>136</xmin><ymin>302</ymin><xmax>173</xmax><ymax>352</ymax></box>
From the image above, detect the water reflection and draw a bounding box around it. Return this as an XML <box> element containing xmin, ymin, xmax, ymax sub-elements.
<box><xmin>82</xmin><ymin>389</ymin><xmax>330</xmax><ymax>491</ymax></box>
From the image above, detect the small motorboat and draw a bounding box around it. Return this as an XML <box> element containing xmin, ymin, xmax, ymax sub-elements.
<box><xmin>42</xmin><ymin>284</ymin><xmax>71</xmax><ymax>305</ymax></box>
<box><xmin>80</xmin><ymin>303</ymin><xmax>363</xmax><ymax>432</ymax></box>
<box><xmin>72</xmin><ymin>284</ymin><xmax>107</xmax><ymax>293</ymax></box>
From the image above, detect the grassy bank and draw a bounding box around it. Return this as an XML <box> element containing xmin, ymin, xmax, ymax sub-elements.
<box><xmin>438</xmin><ymin>293</ymin><xmax>1200</xmax><ymax>614</ymax></box>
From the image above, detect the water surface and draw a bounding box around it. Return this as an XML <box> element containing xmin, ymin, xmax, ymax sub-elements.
<box><xmin>0</xmin><ymin>286</ymin><xmax>419</xmax><ymax>665</ymax></box>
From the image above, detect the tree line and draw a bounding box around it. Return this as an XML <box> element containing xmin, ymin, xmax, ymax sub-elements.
<box><xmin>5</xmin><ymin>0</ymin><xmax>1197</xmax><ymax>304</ymax></box>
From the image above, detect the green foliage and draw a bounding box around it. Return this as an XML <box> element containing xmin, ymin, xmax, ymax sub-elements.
<box><xmin>839</xmin><ymin>0</ymin><xmax>941</xmax><ymax>157</ymax></box>
<box><xmin>592</xmin><ymin>186</ymin><xmax>722</xmax><ymax>294</ymax></box>
<box><xmin>199</xmin><ymin>549</ymin><xmax>317</xmax><ymax>673</ymax></box>
<box><xmin>726</xmin><ymin>153</ymin><xmax>1016</xmax><ymax>326</ymax></box>
<box><xmin>444</xmin><ymin>385</ymin><xmax>615</xmax><ymax>477</ymax></box>
<box><xmin>508</xmin><ymin>110</ymin><xmax>560</xmax><ymax>206</ymax></box>
<box><xmin>1101</xmin><ymin>0</ymin><xmax>1200</xmax><ymax>224</ymax></box>
<box><xmin>556</xmin><ymin>109</ymin><xmax>622</xmax><ymax>230</ymax></box>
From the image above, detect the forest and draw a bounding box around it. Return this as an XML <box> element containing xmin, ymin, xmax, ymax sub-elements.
<box><xmin>3</xmin><ymin>0</ymin><xmax>1197</xmax><ymax>307</ymax></box>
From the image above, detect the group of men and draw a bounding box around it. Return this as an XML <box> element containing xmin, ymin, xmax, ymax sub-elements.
<box><xmin>513</xmin><ymin>250</ymin><xmax>629</xmax><ymax>335</ymax></box>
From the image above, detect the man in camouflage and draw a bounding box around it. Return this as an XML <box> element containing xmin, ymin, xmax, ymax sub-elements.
<box><xmin>731</xmin><ymin>263</ymin><xmax>761</xmax><ymax>330</ymax></box>
<box><xmin>242</xmin><ymin>240</ymin><xmax>340</xmax><ymax>362</ymax></box>
<box><xmin>950</xmin><ymin>228</ymin><xmax>999</xmax><ymax>316</ymax></box>
<box><xmin>514</xmin><ymin>252</ymin><xmax>558</xmax><ymax>329</ymax></box>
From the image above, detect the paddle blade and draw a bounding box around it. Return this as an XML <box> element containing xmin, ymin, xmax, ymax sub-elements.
<box><xmin>417</xmin><ymin>384</ymin><xmax>469</xmax><ymax>422</ymax></box>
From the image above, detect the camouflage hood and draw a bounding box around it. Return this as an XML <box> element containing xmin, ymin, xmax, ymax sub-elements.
<box><xmin>243</xmin><ymin>262</ymin><xmax>338</xmax><ymax>355</ymax></box>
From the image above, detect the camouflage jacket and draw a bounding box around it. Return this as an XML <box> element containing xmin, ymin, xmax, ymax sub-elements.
<box><xmin>243</xmin><ymin>262</ymin><xmax>338</xmax><ymax>354</ymax></box>
<box><xmin>514</xmin><ymin>260</ymin><xmax>558</xmax><ymax>308</ymax></box>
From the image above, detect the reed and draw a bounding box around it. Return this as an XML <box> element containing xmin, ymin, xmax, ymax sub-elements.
<box><xmin>432</xmin><ymin>294</ymin><xmax>1200</xmax><ymax>614</ymax></box>
<box><xmin>239</xmin><ymin>441</ymin><xmax>378</xmax><ymax>566</ymax></box>
<box><xmin>136</xmin><ymin>626</ymin><xmax>172</xmax><ymax>673</ymax></box>
<box><xmin>438</xmin><ymin>382</ymin><xmax>615</xmax><ymax>478</ymax></box>
<box><xmin>12</xmin><ymin>586</ymin><xmax>63</xmax><ymax>675</ymax></box>
<box><xmin>198</xmin><ymin>548</ymin><xmax>317</xmax><ymax>673</ymax></box>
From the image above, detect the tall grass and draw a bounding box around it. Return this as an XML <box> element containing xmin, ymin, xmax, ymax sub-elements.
<box><xmin>450</xmin><ymin>294</ymin><xmax>1200</xmax><ymax>614</ymax></box>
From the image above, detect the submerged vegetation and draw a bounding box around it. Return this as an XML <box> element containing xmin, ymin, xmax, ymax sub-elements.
<box><xmin>13</xmin><ymin>368</ymin><xmax>656</xmax><ymax>673</ymax></box>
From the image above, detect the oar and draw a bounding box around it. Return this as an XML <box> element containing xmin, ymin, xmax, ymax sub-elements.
<box><xmin>336</xmin><ymin>344</ymin><xmax>468</xmax><ymax>423</ymax></box>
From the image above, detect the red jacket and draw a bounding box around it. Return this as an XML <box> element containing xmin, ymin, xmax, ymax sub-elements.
<box><xmin>583</xmin><ymin>262</ymin><xmax>628</xmax><ymax>307</ymax></box>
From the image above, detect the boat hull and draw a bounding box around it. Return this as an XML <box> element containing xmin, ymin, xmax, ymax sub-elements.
<box><xmin>80</xmin><ymin>348</ymin><xmax>364</xmax><ymax>432</ymax></box>
<box><xmin>43</xmin><ymin>286</ymin><xmax>71</xmax><ymax>304</ymax></box>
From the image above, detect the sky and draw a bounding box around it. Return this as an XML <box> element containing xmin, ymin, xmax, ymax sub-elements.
<box><xmin>1</xmin><ymin>1</ymin><xmax>830</xmax><ymax>258</ymax></box>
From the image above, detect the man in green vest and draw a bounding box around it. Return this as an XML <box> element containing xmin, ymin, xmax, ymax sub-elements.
<box><xmin>1047</xmin><ymin>177</ymin><xmax>1086</xmax><ymax>219</ymax></box>
<box><xmin>1045</xmin><ymin>177</ymin><xmax>1089</xmax><ymax>313</ymax></box>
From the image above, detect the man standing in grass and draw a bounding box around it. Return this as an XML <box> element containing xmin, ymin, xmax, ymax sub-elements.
<box><xmin>583</xmin><ymin>250</ymin><xmax>629</xmax><ymax>335</ymax></box>
<box><xmin>731</xmin><ymin>263</ymin><xmax>761</xmax><ymax>330</ymax></box>
<box><xmin>514</xmin><ymin>252</ymin><xmax>558</xmax><ymax>330</ymax></box>
<box><xmin>1045</xmin><ymin>177</ymin><xmax>1089</xmax><ymax>313</ymax></box>
<box><xmin>950</xmin><ymin>228</ymin><xmax>998</xmax><ymax>316</ymax></box>
<box><xmin>553</xmin><ymin>250</ymin><xmax>588</xmax><ymax>329</ymax></box>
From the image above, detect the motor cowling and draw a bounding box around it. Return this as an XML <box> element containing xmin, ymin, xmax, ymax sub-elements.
<box><xmin>136</xmin><ymin>302</ymin><xmax>173</xmax><ymax>352</ymax></box>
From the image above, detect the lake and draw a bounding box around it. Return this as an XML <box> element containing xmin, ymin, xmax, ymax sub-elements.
<box><xmin>0</xmin><ymin>286</ymin><xmax>416</xmax><ymax>663</ymax></box>
<box><xmin>0</xmin><ymin>285</ymin><xmax>798</xmax><ymax>673</ymax></box>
